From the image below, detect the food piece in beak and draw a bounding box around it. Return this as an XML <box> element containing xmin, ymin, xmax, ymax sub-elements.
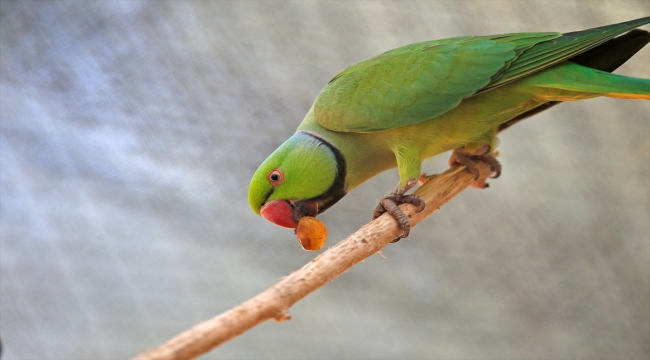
<box><xmin>295</xmin><ymin>216</ymin><xmax>328</xmax><ymax>251</ymax></box>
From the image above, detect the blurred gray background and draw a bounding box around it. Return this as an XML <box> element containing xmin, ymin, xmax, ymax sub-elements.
<box><xmin>1</xmin><ymin>1</ymin><xmax>649</xmax><ymax>359</ymax></box>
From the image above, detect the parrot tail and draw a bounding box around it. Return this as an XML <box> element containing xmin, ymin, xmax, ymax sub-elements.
<box><xmin>532</xmin><ymin>62</ymin><xmax>650</xmax><ymax>101</ymax></box>
<box><xmin>499</xmin><ymin>29</ymin><xmax>650</xmax><ymax>132</ymax></box>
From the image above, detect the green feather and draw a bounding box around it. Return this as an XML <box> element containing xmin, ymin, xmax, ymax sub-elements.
<box><xmin>314</xmin><ymin>17</ymin><xmax>650</xmax><ymax>134</ymax></box>
<box><xmin>487</xmin><ymin>17</ymin><xmax>650</xmax><ymax>89</ymax></box>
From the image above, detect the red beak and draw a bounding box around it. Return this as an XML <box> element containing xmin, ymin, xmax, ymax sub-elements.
<box><xmin>260</xmin><ymin>200</ymin><xmax>318</xmax><ymax>228</ymax></box>
<box><xmin>260</xmin><ymin>200</ymin><xmax>298</xmax><ymax>228</ymax></box>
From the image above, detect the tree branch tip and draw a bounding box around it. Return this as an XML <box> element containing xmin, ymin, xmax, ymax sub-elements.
<box><xmin>273</xmin><ymin>309</ymin><xmax>292</xmax><ymax>322</ymax></box>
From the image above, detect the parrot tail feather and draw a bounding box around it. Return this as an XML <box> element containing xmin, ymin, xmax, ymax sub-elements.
<box><xmin>605</xmin><ymin>92</ymin><xmax>650</xmax><ymax>100</ymax></box>
<box><xmin>531</xmin><ymin>62</ymin><xmax>650</xmax><ymax>101</ymax></box>
<box><xmin>499</xmin><ymin>29</ymin><xmax>650</xmax><ymax>132</ymax></box>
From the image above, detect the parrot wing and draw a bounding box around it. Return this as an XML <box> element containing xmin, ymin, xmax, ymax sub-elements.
<box><xmin>314</xmin><ymin>17</ymin><xmax>650</xmax><ymax>133</ymax></box>
<box><xmin>483</xmin><ymin>16</ymin><xmax>650</xmax><ymax>91</ymax></box>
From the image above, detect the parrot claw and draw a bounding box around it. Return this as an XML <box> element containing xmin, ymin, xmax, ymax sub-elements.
<box><xmin>471</xmin><ymin>154</ymin><xmax>502</xmax><ymax>179</ymax></box>
<box><xmin>449</xmin><ymin>147</ymin><xmax>502</xmax><ymax>185</ymax></box>
<box><xmin>372</xmin><ymin>179</ymin><xmax>425</xmax><ymax>242</ymax></box>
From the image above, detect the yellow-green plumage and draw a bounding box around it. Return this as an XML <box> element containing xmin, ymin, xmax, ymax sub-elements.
<box><xmin>249</xmin><ymin>17</ymin><xmax>650</xmax><ymax>227</ymax></box>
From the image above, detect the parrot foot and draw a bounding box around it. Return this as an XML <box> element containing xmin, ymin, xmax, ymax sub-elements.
<box><xmin>372</xmin><ymin>179</ymin><xmax>425</xmax><ymax>242</ymax></box>
<box><xmin>449</xmin><ymin>147</ymin><xmax>501</xmax><ymax>188</ymax></box>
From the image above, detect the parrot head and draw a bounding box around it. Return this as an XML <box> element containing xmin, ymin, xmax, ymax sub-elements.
<box><xmin>248</xmin><ymin>131</ymin><xmax>347</xmax><ymax>228</ymax></box>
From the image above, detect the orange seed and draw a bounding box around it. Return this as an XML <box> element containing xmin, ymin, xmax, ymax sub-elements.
<box><xmin>295</xmin><ymin>216</ymin><xmax>327</xmax><ymax>251</ymax></box>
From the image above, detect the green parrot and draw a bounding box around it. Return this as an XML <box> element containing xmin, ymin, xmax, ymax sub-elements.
<box><xmin>249</xmin><ymin>17</ymin><xmax>650</xmax><ymax>239</ymax></box>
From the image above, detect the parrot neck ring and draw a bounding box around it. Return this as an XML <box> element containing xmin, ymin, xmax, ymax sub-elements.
<box><xmin>296</xmin><ymin>131</ymin><xmax>348</xmax><ymax>213</ymax></box>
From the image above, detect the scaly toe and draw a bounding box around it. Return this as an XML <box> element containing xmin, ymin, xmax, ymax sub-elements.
<box><xmin>372</xmin><ymin>202</ymin><xmax>386</xmax><ymax>220</ymax></box>
<box><xmin>452</xmin><ymin>153</ymin><xmax>480</xmax><ymax>180</ymax></box>
<box><xmin>402</xmin><ymin>194</ymin><xmax>425</xmax><ymax>212</ymax></box>
<box><xmin>472</xmin><ymin>154</ymin><xmax>502</xmax><ymax>178</ymax></box>
<box><xmin>372</xmin><ymin>181</ymin><xmax>423</xmax><ymax>240</ymax></box>
<box><xmin>379</xmin><ymin>198</ymin><xmax>411</xmax><ymax>239</ymax></box>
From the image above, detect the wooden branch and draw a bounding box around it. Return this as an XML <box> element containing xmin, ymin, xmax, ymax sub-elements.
<box><xmin>133</xmin><ymin>163</ymin><xmax>491</xmax><ymax>360</ymax></box>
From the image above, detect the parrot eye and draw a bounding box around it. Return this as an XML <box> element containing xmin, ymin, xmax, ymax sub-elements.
<box><xmin>267</xmin><ymin>169</ymin><xmax>284</xmax><ymax>185</ymax></box>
